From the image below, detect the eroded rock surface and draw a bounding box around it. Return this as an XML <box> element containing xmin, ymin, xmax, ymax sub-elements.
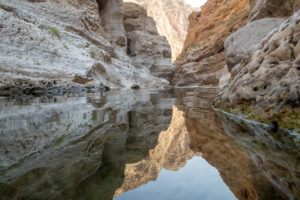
<box><xmin>216</xmin><ymin>10</ymin><xmax>300</xmax><ymax>131</ymax></box>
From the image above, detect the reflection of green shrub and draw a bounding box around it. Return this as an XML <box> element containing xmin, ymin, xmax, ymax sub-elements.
<box><xmin>89</xmin><ymin>48</ymin><xmax>97</xmax><ymax>59</ymax></box>
<box><xmin>47</xmin><ymin>26</ymin><xmax>61</xmax><ymax>39</ymax></box>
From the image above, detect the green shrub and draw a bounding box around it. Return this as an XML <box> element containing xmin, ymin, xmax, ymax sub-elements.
<box><xmin>89</xmin><ymin>48</ymin><xmax>97</xmax><ymax>59</ymax></box>
<box><xmin>47</xmin><ymin>26</ymin><xmax>61</xmax><ymax>39</ymax></box>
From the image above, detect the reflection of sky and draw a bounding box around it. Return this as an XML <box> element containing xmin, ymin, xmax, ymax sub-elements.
<box><xmin>185</xmin><ymin>0</ymin><xmax>207</xmax><ymax>7</ymax></box>
<box><xmin>115</xmin><ymin>156</ymin><xmax>237</xmax><ymax>200</ymax></box>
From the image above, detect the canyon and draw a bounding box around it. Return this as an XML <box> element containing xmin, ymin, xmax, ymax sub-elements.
<box><xmin>1</xmin><ymin>0</ymin><xmax>300</xmax><ymax>199</ymax></box>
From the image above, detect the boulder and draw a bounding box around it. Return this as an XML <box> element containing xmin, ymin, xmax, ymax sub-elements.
<box><xmin>225</xmin><ymin>18</ymin><xmax>284</xmax><ymax>72</ymax></box>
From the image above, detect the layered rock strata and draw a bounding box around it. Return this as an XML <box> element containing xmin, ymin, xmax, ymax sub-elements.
<box><xmin>172</xmin><ymin>0</ymin><xmax>250</xmax><ymax>87</ymax></box>
<box><xmin>0</xmin><ymin>0</ymin><xmax>174</xmax><ymax>96</ymax></box>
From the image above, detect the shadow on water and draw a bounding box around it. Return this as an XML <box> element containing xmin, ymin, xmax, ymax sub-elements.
<box><xmin>0</xmin><ymin>88</ymin><xmax>299</xmax><ymax>200</ymax></box>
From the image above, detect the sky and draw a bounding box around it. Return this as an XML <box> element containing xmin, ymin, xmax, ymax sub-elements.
<box><xmin>184</xmin><ymin>0</ymin><xmax>207</xmax><ymax>7</ymax></box>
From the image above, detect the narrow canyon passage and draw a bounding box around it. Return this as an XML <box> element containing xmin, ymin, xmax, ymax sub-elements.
<box><xmin>1</xmin><ymin>0</ymin><xmax>300</xmax><ymax>199</ymax></box>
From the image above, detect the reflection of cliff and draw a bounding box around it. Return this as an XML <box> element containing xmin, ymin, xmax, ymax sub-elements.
<box><xmin>217</xmin><ymin>110</ymin><xmax>300</xmax><ymax>199</ymax></box>
<box><xmin>175</xmin><ymin>88</ymin><xmax>300</xmax><ymax>200</ymax></box>
<box><xmin>0</xmin><ymin>90</ymin><xmax>175</xmax><ymax>200</ymax></box>
<box><xmin>114</xmin><ymin>106</ymin><xmax>198</xmax><ymax>198</ymax></box>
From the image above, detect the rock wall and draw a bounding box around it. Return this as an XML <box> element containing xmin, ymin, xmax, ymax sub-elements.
<box><xmin>124</xmin><ymin>0</ymin><xmax>193</xmax><ymax>61</ymax></box>
<box><xmin>172</xmin><ymin>0</ymin><xmax>250</xmax><ymax>87</ymax></box>
<box><xmin>0</xmin><ymin>0</ymin><xmax>174</xmax><ymax>96</ymax></box>
<box><xmin>215</xmin><ymin>10</ymin><xmax>300</xmax><ymax>131</ymax></box>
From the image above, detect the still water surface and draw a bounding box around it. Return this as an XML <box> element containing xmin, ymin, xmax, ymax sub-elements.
<box><xmin>0</xmin><ymin>88</ymin><xmax>299</xmax><ymax>200</ymax></box>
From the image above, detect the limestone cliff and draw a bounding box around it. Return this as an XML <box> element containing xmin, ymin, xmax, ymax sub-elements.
<box><xmin>124</xmin><ymin>0</ymin><xmax>193</xmax><ymax>61</ymax></box>
<box><xmin>172</xmin><ymin>0</ymin><xmax>250</xmax><ymax>87</ymax></box>
<box><xmin>0</xmin><ymin>0</ymin><xmax>174</xmax><ymax>96</ymax></box>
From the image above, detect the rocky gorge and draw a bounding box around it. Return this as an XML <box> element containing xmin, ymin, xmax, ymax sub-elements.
<box><xmin>1</xmin><ymin>0</ymin><xmax>300</xmax><ymax>199</ymax></box>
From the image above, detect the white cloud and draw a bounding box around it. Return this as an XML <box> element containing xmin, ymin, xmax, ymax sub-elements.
<box><xmin>185</xmin><ymin>0</ymin><xmax>207</xmax><ymax>7</ymax></box>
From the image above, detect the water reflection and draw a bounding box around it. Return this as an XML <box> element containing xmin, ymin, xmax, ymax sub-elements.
<box><xmin>0</xmin><ymin>88</ymin><xmax>299</xmax><ymax>200</ymax></box>
<box><xmin>115</xmin><ymin>157</ymin><xmax>236</xmax><ymax>200</ymax></box>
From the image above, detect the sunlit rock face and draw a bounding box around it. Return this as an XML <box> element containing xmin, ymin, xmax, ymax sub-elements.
<box><xmin>124</xmin><ymin>0</ymin><xmax>193</xmax><ymax>61</ymax></box>
<box><xmin>248</xmin><ymin>0</ymin><xmax>300</xmax><ymax>22</ymax></box>
<box><xmin>0</xmin><ymin>0</ymin><xmax>173</xmax><ymax>93</ymax></box>
<box><xmin>216</xmin><ymin>10</ymin><xmax>300</xmax><ymax>131</ymax></box>
<box><xmin>0</xmin><ymin>90</ymin><xmax>175</xmax><ymax>200</ymax></box>
<box><xmin>172</xmin><ymin>0</ymin><xmax>250</xmax><ymax>87</ymax></box>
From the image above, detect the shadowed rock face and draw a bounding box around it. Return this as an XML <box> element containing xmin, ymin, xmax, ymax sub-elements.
<box><xmin>123</xmin><ymin>2</ymin><xmax>175</xmax><ymax>81</ymax></box>
<box><xmin>124</xmin><ymin>0</ymin><xmax>193</xmax><ymax>61</ymax></box>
